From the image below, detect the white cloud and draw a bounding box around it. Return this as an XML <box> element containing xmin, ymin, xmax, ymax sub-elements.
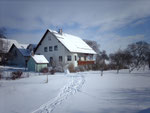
<box><xmin>1</xmin><ymin>0</ymin><xmax>150</xmax><ymax>31</ymax></box>
<box><xmin>0</xmin><ymin>0</ymin><xmax>150</xmax><ymax>53</ymax></box>
<box><xmin>10</xmin><ymin>32</ymin><xmax>43</xmax><ymax>44</ymax></box>
<box><xmin>95</xmin><ymin>33</ymin><xmax>145</xmax><ymax>54</ymax></box>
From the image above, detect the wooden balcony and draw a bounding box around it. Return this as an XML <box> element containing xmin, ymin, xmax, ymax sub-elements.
<box><xmin>78</xmin><ymin>61</ymin><xmax>95</xmax><ymax>65</ymax></box>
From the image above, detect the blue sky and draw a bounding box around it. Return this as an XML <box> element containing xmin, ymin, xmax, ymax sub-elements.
<box><xmin>0</xmin><ymin>0</ymin><xmax>150</xmax><ymax>54</ymax></box>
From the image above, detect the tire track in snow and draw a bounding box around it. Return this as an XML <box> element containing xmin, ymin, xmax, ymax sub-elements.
<box><xmin>31</xmin><ymin>73</ymin><xmax>85</xmax><ymax>113</ymax></box>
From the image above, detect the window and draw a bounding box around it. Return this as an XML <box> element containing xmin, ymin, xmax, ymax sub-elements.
<box><xmin>49</xmin><ymin>57</ymin><xmax>53</xmax><ymax>66</ymax></box>
<box><xmin>54</xmin><ymin>45</ymin><xmax>58</xmax><ymax>51</ymax></box>
<box><xmin>59</xmin><ymin>56</ymin><xmax>63</xmax><ymax>62</ymax></box>
<box><xmin>79</xmin><ymin>56</ymin><xmax>81</xmax><ymax>61</ymax></box>
<box><xmin>49</xmin><ymin>46</ymin><xmax>53</xmax><ymax>51</ymax></box>
<box><xmin>67</xmin><ymin>55</ymin><xmax>72</xmax><ymax>61</ymax></box>
<box><xmin>44</xmin><ymin>47</ymin><xmax>48</xmax><ymax>52</ymax></box>
<box><xmin>74</xmin><ymin>55</ymin><xmax>77</xmax><ymax>61</ymax></box>
<box><xmin>84</xmin><ymin>56</ymin><xmax>87</xmax><ymax>61</ymax></box>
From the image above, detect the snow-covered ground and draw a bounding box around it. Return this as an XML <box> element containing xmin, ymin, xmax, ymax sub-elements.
<box><xmin>0</xmin><ymin>67</ymin><xmax>150</xmax><ymax>113</ymax></box>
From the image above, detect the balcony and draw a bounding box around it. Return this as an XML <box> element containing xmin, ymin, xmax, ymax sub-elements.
<box><xmin>78</xmin><ymin>60</ymin><xmax>95</xmax><ymax>65</ymax></box>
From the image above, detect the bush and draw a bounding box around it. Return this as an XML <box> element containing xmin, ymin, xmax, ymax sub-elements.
<box><xmin>55</xmin><ymin>66</ymin><xmax>63</xmax><ymax>72</ymax></box>
<box><xmin>11</xmin><ymin>70</ymin><xmax>23</xmax><ymax>80</ymax></box>
<box><xmin>40</xmin><ymin>67</ymin><xmax>48</xmax><ymax>73</ymax></box>
<box><xmin>50</xmin><ymin>69</ymin><xmax>55</xmax><ymax>75</ymax></box>
<box><xmin>78</xmin><ymin>66</ymin><xmax>85</xmax><ymax>72</ymax></box>
<box><xmin>68</xmin><ymin>63</ymin><xmax>75</xmax><ymax>72</ymax></box>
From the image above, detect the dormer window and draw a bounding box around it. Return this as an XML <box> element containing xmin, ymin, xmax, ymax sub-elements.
<box><xmin>54</xmin><ymin>45</ymin><xmax>58</xmax><ymax>51</ymax></box>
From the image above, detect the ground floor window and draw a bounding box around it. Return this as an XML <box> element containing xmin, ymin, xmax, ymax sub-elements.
<box><xmin>74</xmin><ymin>55</ymin><xmax>77</xmax><ymax>61</ymax></box>
<box><xmin>49</xmin><ymin>57</ymin><xmax>53</xmax><ymax>66</ymax></box>
<box><xmin>67</xmin><ymin>55</ymin><xmax>72</xmax><ymax>61</ymax></box>
<box><xmin>59</xmin><ymin>56</ymin><xmax>63</xmax><ymax>62</ymax></box>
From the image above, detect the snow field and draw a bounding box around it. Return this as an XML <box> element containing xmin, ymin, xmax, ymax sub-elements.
<box><xmin>32</xmin><ymin>73</ymin><xmax>85</xmax><ymax>113</ymax></box>
<box><xmin>1</xmin><ymin>69</ymin><xmax>150</xmax><ymax>113</ymax></box>
<box><xmin>54</xmin><ymin>70</ymin><xmax>150</xmax><ymax>113</ymax></box>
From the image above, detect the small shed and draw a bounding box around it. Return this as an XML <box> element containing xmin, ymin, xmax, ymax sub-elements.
<box><xmin>27</xmin><ymin>55</ymin><xmax>49</xmax><ymax>72</ymax></box>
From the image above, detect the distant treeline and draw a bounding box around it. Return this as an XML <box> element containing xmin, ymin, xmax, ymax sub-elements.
<box><xmin>85</xmin><ymin>40</ymin><xmax>150</xmax><ymax>74</ymax></box>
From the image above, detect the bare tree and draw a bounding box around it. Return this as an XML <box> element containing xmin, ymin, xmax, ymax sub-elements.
<box><xmin>96</xmin><ymin>50</ymin><xmax>109</xmax><ymax>76</ymax></box>
<box><xmin>0</xmin><ymin>28</ymin><xmax>8</xmax><ymax>66</ymax></box>
<box><xmin>84</xmin><ymin>40</ymin><xmax>100</xmax><ymax>53</ymax></box>
<box><xmin>109</xmin><ymin>49</ymin><xmax>129</xmax><ymax>74</ymax></box>
<box><xmin>126</xmin><ymin>41</ymin><xmax>150</xmax><ymax>72</ymax></box>
<box><xmin>147</xmin><ymin>51</ymin><xmax>150</xmax><ymax>69</ymax></box>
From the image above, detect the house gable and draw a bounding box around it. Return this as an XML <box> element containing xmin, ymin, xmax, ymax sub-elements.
<box><xmin>8</xmin><ymin>44</ymin><xmax>26</xmax><ymax>66</ymax></box>
<box><xmin>35</xmin><ymin>30</ymin><xmax>71</xmax><ymax>63</ymax></box>
<box><xmin>34</xmin><ymin>29</ymin><xmax>70</xmax><ymax>54</ymax></box>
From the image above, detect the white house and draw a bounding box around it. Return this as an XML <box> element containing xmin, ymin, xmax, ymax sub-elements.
<box><xmin>34</xmin><ymin>29</ymin><xmax>97</xmax><ymax>68</ymax></box>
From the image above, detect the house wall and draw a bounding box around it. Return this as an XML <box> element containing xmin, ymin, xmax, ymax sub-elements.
<box><xmin>27</xmin><ymin>57</ymin><xmax>48</xmax><ymax>72</ymax></box>
<box><xmin>27</xmin><ymin>57</ymin><xmax>35</xmax><ymax>71</ymax></box>
<box><xmin>8</xmin><ymin>47</ymin><xmax>26</xmax><ymax>67</ymax></box>
<box><xmin>36</xmin><ymin>64</ymin><xmax>47</xmax><ymax>72</ymax></box>
<box><xmin>35</xmin><ymin>32</ymin><xmax>78</xmax><ymax>67</ymax></box>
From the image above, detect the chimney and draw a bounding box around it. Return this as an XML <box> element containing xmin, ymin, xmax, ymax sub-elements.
<box><xmin>58</xmin><ymin>28</ymin><xmax>62</xmax><ymax>35</ymax></box>
<box><xmin>31</xmin><ymin>51</ymin><xmax>34</xmax><ymax>56</ymax></box>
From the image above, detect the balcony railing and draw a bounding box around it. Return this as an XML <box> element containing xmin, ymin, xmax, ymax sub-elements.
<box><xmin>78</xmin><ymin>61</ymin><xmax>95</xmax><ymax>65</ymax></box>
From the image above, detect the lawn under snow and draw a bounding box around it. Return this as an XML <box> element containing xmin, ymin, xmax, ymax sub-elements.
<box><xmin>0</xmin><ymin>67</ymin><xmax>150</xmax><ymax>113</ymax></box>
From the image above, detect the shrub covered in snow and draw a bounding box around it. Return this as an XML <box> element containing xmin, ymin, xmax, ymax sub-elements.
<box><xmin>11</xmin><ymin>70</ymin><xmax>23</xmax><ymax>80</ymax></box>
<box><xmin>50</xmin><ymin>69</ymin><xmax>55</xmax><ymax>75</ymax></box>
<box><xmin>40</xmin><ymin>67</ymin><xmax>49</xmax><ymax>73</ymax></box>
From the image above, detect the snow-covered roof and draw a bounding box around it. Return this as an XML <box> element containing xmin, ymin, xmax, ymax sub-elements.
<box><xmin>0</xmin><ymin>38</ymin><xmax>28</xmax><ymax>53</ymax></box>
<box><xmin>32</xmin><ymin>55</ymin><xmax>49</xmax><ymax>64</ymax></box>
<box><xmin>16</xmin><ymin>44</ymin><xmax>28</xmax><ymax>49</ymax></box>
<box><xmin>18</xmin><ymin>48</ymin><xmax>30</xmax><ymax>57</ymax></box>
<box><xmin>9</xmin><ymin>44</ymin><xmax>30</xmax><ymax>57</ymax></box>
<box><xmin>49</xmin><ymin>29</ymin><xmax>97</xmax><ymax>54</ymax></box>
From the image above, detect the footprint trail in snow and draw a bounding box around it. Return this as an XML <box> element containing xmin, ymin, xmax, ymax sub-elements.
<box><xmin>32</xmin><ymin>73</ymin><xmax>85</xmax><ymax>113</ymax></box>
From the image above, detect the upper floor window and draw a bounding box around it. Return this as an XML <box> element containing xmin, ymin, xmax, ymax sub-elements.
<box><xmin>49</xmin><ymin>46</ymin><xmax>53</xmax><ymax>51</ymax></box>
<box><xmin>49</xmin><ymin>57</ymin><xmax>53</xmax><ymax>66</ymax></box>
<box><xmin>67</xmin><ymin>55</ymin><xmax>72</xmax><ymax>61</ymax></box>
<box><xmin>54</xmin><ymin>45</ymin><xmax>58</xmax><ymax>51</ymax></box>
<box><xmin>44</xmin><ymin>47</ymin><xmax>48</xmax><ymax>52</ymax></box>
<box><xmin>59</xmin><ymin>56</ymin><xmax>63</xmax><ymax>62</ymax></box>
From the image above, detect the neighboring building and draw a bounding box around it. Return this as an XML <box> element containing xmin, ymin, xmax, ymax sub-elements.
<box><xmin>0</xmin><ymin>38</ymin><xmax>28</xmax><ymax>53</ymax></box>
<box><xmin>0</xmin><ymin>38</ymin><xmax>29</xmax><ymax>65</ymax></box>
<box><xmin>27</xmin><ymin>55</ymin><xmax>49</xmax><ymax>72</ymax></box>
<box><xmin>34</xmin><ymin>29</ymin><xmax>97</xmax><ymax>67</ymax></box>
<box><xmin>27</xmin><ymin>44</ymin><xmax>37</xmax><ymax>52</ymax></box>
<box><xmin>8</xmin><ymin>44</ymin><xmax>30</xmax><ymax>67</ymax></box>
